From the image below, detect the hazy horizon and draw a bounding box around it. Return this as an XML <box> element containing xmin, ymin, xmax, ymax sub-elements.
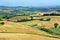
<box><xmin>0</xmin><ymin>0</ymin><xmax>60</xmax><ymax>7</ymax></box>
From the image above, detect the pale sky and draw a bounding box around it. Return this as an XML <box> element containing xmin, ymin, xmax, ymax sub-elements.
<box><xmin>0</xmin><ymin>0</ymin><xmax>60</xmax><ymax>7</ymax></box>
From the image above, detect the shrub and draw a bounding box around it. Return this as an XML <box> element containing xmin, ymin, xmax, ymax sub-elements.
<box><xmin>30</xmin><ymin>16</ymin><xmax>33</xmax><ymax>20</ymax></box>
<box><xmin>39</xmin><ymin>27</ymin><xmax>53</xmax><ymax>33</ymax></box>
<box><xmin>54</xmin><ymin>23</ymin><xmax>58</xmax><ymax>28</ymax></box>
<box><xmin>40</xmin><ymin>18</ymin><xmax>43</xmax><ymax>21</ymax></box>
<box><xmin>46</xmin><ymin>18</ymin><xmax>51</xmax><ymax>21</ymax></box>
<box><xmin>38</xmin><ymin>27</ymin><xmax>60</xmax><ymax>36</ymax></box>
<box><xmin>3</xmin><ymin>16</ymin><xmax>10</xmax><ymax>19</ymax></box>
<box><xmin>40</xmin><ymin>18</ymin><xmax>51</xmax><ymax>21</ymax></box>
<box><xmin>0</xmin><ymin>22</ymin><xmax>4</xmax><ymax>25</ymax></box>
<box><xmin>17</xmin><ymin>20</ymin><xmax>31</xmax><ymax>22</ymax></box>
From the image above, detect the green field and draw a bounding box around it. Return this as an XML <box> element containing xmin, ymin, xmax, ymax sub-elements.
<box><xmin>49</xmin><ymin>27</ymin><xmax>60</xmax><ymax>35</ymax></box>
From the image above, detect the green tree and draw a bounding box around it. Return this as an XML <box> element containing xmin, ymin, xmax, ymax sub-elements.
<box><xmin>54</xmin><ymin>23</ymin><xmax>58</xmax><ymax>28</ymax></box>
<box><xmin>31</xmin><ymin>16</ymin><xmax>33</xmax><ymax>20</ymax></box>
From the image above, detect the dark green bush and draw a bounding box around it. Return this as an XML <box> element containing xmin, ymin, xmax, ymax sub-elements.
<box><xmin>37</xmin><ymin>27</ymin><xmax>60</xmax><ymax>36</ymax></box>
<box><xmin>39</xmin><ymin>27</ymin><xmax>53</xmax><ymax>33</ymax></box>
<box><xmin>40</xmin><ymin>18</ymin><xmax>51</xmax><ymax>21</ymax></box>
<box><xmin>0</xmin><ymin>22</ymin><xmax>4</xmax><ymax>25</ymax></box>
<box><xmin>46</xmin><ymin>18</ymin><xmax>50</xmax><ymax>21</ymax></box>
<box><xmin>40</xmin><ymin>18</ymin><xmax>43</xmax><ymax>21</ymax></box>
<box><xmin>54</xmin><ymin>23</ymin><xmax>58</xmax><ymax>28</ymax></box>
<box><xmin>16</xmin><ymin>20</ymin><xmax>32</xmax><ymax>22</ymax></box>
<box><xmin>30</xmin><ymin>16</ymin><xmax>33</xmax><ymax>20</ymax></box>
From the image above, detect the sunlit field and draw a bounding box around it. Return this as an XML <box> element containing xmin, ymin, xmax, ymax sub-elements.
<box><xmin>0</xmin><ymin>16</ymin><xmax>60</xmax><ymax>40</ymax></box>
<box><xmin>20</xmin><ymin>16</ymin><xmax>60</xmax><ymax>28</ymax></box>
<box><xmin>0</xmin><ymin>16</ymin><xmax>59</xmax><ymax>40</ymax></box>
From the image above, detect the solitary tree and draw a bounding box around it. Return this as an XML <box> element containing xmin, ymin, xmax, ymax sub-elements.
<box><xmin>54</xmin><ymin>23</ymin><xmax>58</xmax><ymax>28</ymax></box>
<box><xmin>31</xmin><ymin>16</ymin><xmax>33</xmax><ymax>20</ymax></box>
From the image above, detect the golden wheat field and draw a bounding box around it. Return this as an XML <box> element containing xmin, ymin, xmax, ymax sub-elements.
<box><xmin>20</xmin><ymin>16</ymin><xmax>60</xmax><ymax>28</ymax></box>
<box><xmin>0</xmin><ymin>16</ymin><xmax>60</xmax><ymax>40</ymax></box>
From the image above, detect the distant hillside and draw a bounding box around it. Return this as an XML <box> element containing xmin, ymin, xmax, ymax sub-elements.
<box><xmin>0</xmin><ymin>6</ymin><xmax>60</xmax><ymax>11</ymax></box>
<box><xmin>0</xmin><ymin>6</ymin><xmax>60</xmax><ymax>19</ymax></box>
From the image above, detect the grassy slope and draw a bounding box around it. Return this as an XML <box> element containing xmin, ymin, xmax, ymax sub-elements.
<box><xmin>0</xmin><ymin>21</ymin><xmax>55</xmax><ymax>40</ymax></box>
<box><xmin>49</xmin><ymin>27</ymin><xmax>60</xmax><ymax>34</ymax></box>
<box><xmin>0</xmin><ymin>16</ymin><xmax>60</xmax><ymax>40</ymax></box>
<box><xmin>0</xmin><ymin>21</ymin><xmax>59</xmax><ymax>40</ymax></box>
<box><xmin>0</xmin><ymin>21</ymin><xmax>48</xmax><ymax>34</ymax></box>
<box><xmin>20</xmin><ymin>16</ymin><xmax>60</xmax><ymax>28</ymax></box>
